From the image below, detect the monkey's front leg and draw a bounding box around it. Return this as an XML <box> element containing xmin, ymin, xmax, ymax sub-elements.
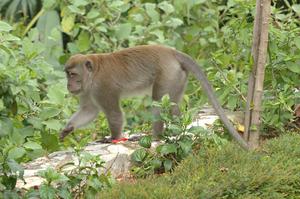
<box><xmin>105</xmin><ymin>109</ymin><xmax>124</xmax><ymax>140</ymax></box>
<box><xmin>60</xmin><ymin>125</ymin><xmax>74</xmax><ymax>141</ymax></box>
<box><xmin>60</xmin><ymin>106</ymin><xmax>99</xmax><ymax>141</ymax></box>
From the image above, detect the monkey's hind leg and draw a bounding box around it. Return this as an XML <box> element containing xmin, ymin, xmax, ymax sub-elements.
<box><xmin>151</xmin><ymin>69</ymin><xmax>188</xmax><ymax>138</ymax></box>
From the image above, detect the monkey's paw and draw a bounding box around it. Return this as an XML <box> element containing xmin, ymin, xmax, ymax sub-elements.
<box><xmin>59</xmin><ymin>126</ymin><xmax>74</xmax><ymax>141</ymax></box>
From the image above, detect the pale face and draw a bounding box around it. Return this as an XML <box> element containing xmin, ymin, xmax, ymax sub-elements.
<box><xmin>64</xmin><ymin>55</ymin><xmax>93</xmax><ymax>95</ymax></box>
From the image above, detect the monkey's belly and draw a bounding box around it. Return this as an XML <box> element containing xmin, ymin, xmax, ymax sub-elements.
<box><xmin>120</xmin><ymin>84</ymin><xmax>153</xmax><ymax>98</ymax></box>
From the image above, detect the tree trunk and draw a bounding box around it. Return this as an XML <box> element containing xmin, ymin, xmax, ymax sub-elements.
<box><xmin>244</xmin><ymin>0</ymin><xmax>271</xmax><ymax>149</ymax></box>
<box><xmin>244</xmin><ymin>0</ymin><xmax>262</xmax><ymax>141</ymax></box>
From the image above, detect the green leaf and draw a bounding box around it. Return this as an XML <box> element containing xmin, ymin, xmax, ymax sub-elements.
<box><xmin>27</xmin><ymin>117</ymin><xmax>43</xmax><ymax>130</ymax></box>
<box><xmin>151</xmin><ymin>159</ymin><xmax>162</xmax><ymax>169</ymax></box>
<box><xmin>43</xmin><ymin>0</ymin><xmax>57</xmax><ymax>10</ymax></box>
<box><xmin>68</xmin><ymin>5</ymin><xmax>85</xmax><ymax>15</ymax></box>
<box><xmin>227</xmin><ymin>0</ymin><xmax>237</xmax><ymax>7</ymax></box>
<box><xmin>131</xmin><ymin>148</ymin><xmax>147</xmax><ymax>163</ymax></box>
<box><xmin>158</xmin><ymin>1</ymin><xmax>174</xmax><ymax>14</ymax></box>
<box><xmin>36</xmin><ymin>10</ymin><xmax>63</xmax><ymax>66</ymax></box>
<box><xmin>94</xmin><ymin>17</ymin><xmax>105</xmax><ymax>25</ymax></box>
<box><xmin>19</xmin><ymin>126</ymin><xmax>34</xmax><ymax>138</ymax></box>
<box><xmin>167</xmin><ymin>124</ymin><xmax>182</xmax><ymax>135</ymax></box>
<box><xmin>166</xmin><ymin>18</ymin><xmax>183</xmax><ymax>28</ymax></box>
<box><xmin>61</xmin><ymin>14</ymin><xmax>75</xmax><ymax>34</ymax></box>
<box><xmin>41</xmin><ymin>131</ymin><xmax>60</xmax><ymax>152</ymax></box>
<box><xmin>186</xmin><ymin>0</ymin><xmax>206</xmax><ymax>7</ymax></box>
<box><xmin>76</xmin><ymin>31</ymin><xmax>90</xmax><ymax>52</ymax></box>
<box><xmin>163</xmin><ymin>159</ymin><xmax>172</xmax><ymax>171</ymax></box>
<box><xmin>294</xmin><ymin>37</ymin><xmax>300</xmax><ymax>49</ymax></box>
<box><xmin>161</xmin><ymin>95</ymin><xmax>171</xmax><ymax>107</ymax></box>
<box><xmin>58</xmin><ymin>187</ymin><xmax>72</xmax><ymax>199</ymax></box>
<box><xmin>7</xmin><ymin>159</ymin><xmax>24</xmax><ymax>178</ymax></box>
<box><xmin>288</xmin><ymin>63</ymin><xmax>300</xmax><ymax>74</ymax></box>
<box><xmin>159</xmin><ymin>144</ymin><xmax>177</xmax><ymax>155</ymax></box>
<box><xmin>39</xmin><ymin>107</ymin><xmax>61</xmax><ymax>120</ymax></box>
<box><xmin>39</xmin><ymin>184</ymin><xmax>56</xmax><ymax>199</ymax></box>
<box><xmin>47</xmin><ymin>84</ymin><xmax>66</xmax><ymax>104</ymax></box>
<box><xmin>131</xmin><ymin>13</ymin><xmax>144</xmax><ymax>22</ymax></box>
<box><xmin>292</xmin><ymin>4</ymin><xmax>300</xmax><ymax>15</ymax></box>
<box><xmin>115</xmin><ymin>23</ymin><xmax>132</xmax><ymax>41</ymax></box>
<box><xmin>42</xmin><ymin>119</ymin><xmax>62</xmax><ymax>131</ymax></box>
<box><xmin>11</xmin><ymin>131</ymin><xmax>25</xmax><ymax>145</ymax></box>
<box><xmin>197</xmin><ymin>0</ymin><xmax>206</xmax><ymax>3</ymax></box>
<box><xmin>0</xmin><ymin>99</ymin><xmax>4</xmax><ymax>111</ymax></box>
<box><xmin>178</xmin><ymin>141</ymin><xmax>192</xmax><ymax>155</ymax></box>
<box><xmin>0</xmin><ymin>44</ymin><xmax>15</xmax><ymax>57</ymax></box>
<box><xmin>22</xmin><ymin>38</ymin><xmax>39</xmax><ymax>57</ymax></box>
<box><xmin>139</xmin><ymin>135</ymin><xmax>152</xmax><ymax>148</ymax></box>
<box><xmin>0</xmin><ymin>118</ymin><xmax>13</xmax><ymax>136</ymax></box>
<box><xmin>0</xmin><ymin>21</ymin><xmax>12</xmax><ymax>32</ymax></box>
<box><xmin>227</xmin><ymin>97</ymin><xmax>237</xmax><ymax>110</ymax></box>
<box><xmin>3</xmin><ymin>190</ymin><xmax>20</xmax><ymax>199</ymax></box>
<box><xmin>111</xmin><ymin>0</ymin><xmax>124</xmax><ymax>7</ymax></box>
<box><xmin>87</xmin><ymin>177</ymin><xmax>103</xmax><ymax>190</ymax></box>
<box><xmin>23</xmin><ymin>141</ymin><xmax>43</xmax><ymax>150</ymax></box>
<box><xmin>86</xmin><ymin>9</ymin><xmax>100</xmax><ymax>19</ymax></box>
<box><xmin>145</xmin><ymin>3</ymin><xmax>159</xmax><ymax>22</ymax></box>
<box><xmin>38</xmin><ymin>168</ymin><xmax>68</xmax><ymax>183</ymax></box>
<box><xmin>8</xmin><ymin>147</ymin><xmax>26</xmax><ymax>159</ymax></box>
<box><xmin>150</xmin><ymin>30</ymin><xmax>165</xmax><ymax>43</ymax></box>
<box><xmin>73</xmin><ymin>0</ymin><xmax>88</xmax><ymax>7</ymax></box>
<box><xmin>2</xmin><ymin>175</ymin><xmax>17</xmax><ymax>190</ymax></box>
<box><xmin>250</xmin><ymin>124</ymin><xmax>257</xmax><ymax>131</ymax></box>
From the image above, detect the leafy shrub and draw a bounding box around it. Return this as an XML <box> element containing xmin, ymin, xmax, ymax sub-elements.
<box><xmin>100</xmin><ymin>133</ymin><xmax>300</xmax><ymax>199</ymax></box>
<box><xmin>0</xmin><ymin>21</ymin><xmax>71</xmax><ymax>152</ymax></box>
<box><xmin>131</xmin><ymin>95</ymin><xmax>228</xmax><ymax>177</ymax></box>
<box><xmin>0</xmin><ymin>21</ymin><xmax>75</xmax><ymax>195</ymax></box>
<box><xmin>22</xmin><ymin>139</ymin><xmax>114</xmax><ymax>199</ymax></box>
<box><xmin>208</xmin><ymin>0</ymin><xmax>300</xmax><ymax>133</ymax></box>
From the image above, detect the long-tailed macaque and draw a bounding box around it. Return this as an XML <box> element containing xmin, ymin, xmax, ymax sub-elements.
<box><xmin>60</xmin><ymin>45</ymin><xmax>248</xmax><ymax>148</ymax></box>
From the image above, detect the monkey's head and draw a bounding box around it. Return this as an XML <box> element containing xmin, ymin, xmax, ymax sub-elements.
<box><xmin>64</xmin><ymin>54</ymin><xmax>94</xmax><ymax>95</ymax></box>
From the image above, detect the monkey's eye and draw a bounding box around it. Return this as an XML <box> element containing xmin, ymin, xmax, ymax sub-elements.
<box><xmin>67</xmin><ymin>72</ymin><xmax>76</xmax><ymax>78</ymax></box>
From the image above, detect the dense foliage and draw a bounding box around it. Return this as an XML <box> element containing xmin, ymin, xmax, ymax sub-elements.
<box><xmin>0</xmin><ymin>0</ymin><xmax>299</xmax><ymax>197</ymax></box>
<box><xmin>131</xmin><ymin>96</ymin><xmax>228</xmax><ymax>177</ymax></box>
<box><xmin>23</xmin><ymin>142</ymin><xmax>115</xmax><ymax>199</ymax></box>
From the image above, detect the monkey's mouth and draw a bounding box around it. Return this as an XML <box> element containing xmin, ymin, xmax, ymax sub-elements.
<box><xmin>70</xmin><ymin>89</ymin><xmax>81</xmax><ymax>95</ymax></box>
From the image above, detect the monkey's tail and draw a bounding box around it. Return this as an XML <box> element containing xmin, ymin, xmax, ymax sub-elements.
<box><xmin>174</xmin><ymin>51</ymin><xmax>249</xmax><ymax>150</ymax></box>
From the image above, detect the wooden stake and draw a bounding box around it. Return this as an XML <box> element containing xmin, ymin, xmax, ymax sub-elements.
<box><xmin>244</xmin><ymin>0</ymin><xmax>271</xmax><ymax>149</ymax></box>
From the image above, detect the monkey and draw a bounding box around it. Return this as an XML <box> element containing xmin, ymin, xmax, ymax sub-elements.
<box><xmin>60</xmin><ymin>45</ymin><xmax>248</xmax><ymax>149</ymax></box>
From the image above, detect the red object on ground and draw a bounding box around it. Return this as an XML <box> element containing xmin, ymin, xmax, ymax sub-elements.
<box><xmin>112</xmin><ymin>137</ymin><xmax>128</xmax><ymax>143</ymax></box>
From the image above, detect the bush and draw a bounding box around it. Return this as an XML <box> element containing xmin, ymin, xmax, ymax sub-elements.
<box><xmin>131</xmin><ymin>95</ymin><xmax>228</xmax><ymax>177</ymax></box>
<box><xmin>99</xmin><ymin>133</ymin><xmax>300</xmax><ymax>199</ymax></box>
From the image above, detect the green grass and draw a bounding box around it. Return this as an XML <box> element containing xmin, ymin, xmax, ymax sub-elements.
<box><xmin>99</xmin><ymin>133</ymin><xmax>300</xmax><ymax>199</ymax></box>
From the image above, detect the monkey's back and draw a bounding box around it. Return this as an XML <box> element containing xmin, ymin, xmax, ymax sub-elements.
<box><xmin>91</xmin><ymin>45</ymin><xmax>183</xmax><ymax>97</ymax></box>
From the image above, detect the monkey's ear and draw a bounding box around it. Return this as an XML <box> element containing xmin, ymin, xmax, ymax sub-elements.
<box><xmin>85</xmin><ymin>60</ymin><xmax>93</xmax><ymax>72</ymax></box>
